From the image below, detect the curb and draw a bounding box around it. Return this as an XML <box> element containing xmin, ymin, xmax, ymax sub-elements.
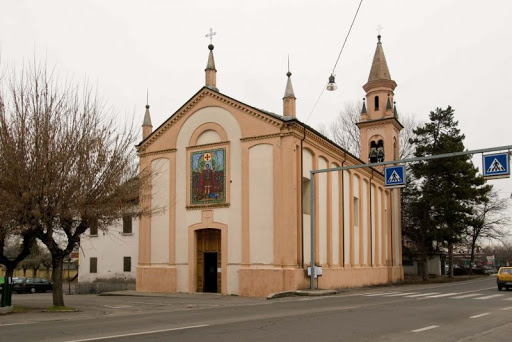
<box><xmin>0</xmin><ymin>306</ymin><xmax>13</xmax><ymax>315</ymax></box>
<box><xmin>267</xmin><ymin>291</ymin><xmax>296</xmax><ymax>299</ymax></box>
<box><xmin>295</xmin><ymin>289</ymin><xmax>337</xmax><ymax>296</ymax></box>
<box><xmin>267</xmin><ymin>289</ymin><xmax>337</xmax><ymax>299</ymax></box>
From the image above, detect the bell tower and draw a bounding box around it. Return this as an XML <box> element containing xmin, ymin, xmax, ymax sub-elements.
<box><xmin>357</xmin><ymin>35</ymin><xmax>402</xmax><ymax>164</ymax></box>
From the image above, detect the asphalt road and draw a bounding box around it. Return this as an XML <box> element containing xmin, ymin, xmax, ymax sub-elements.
<box><xmin>1</xmin><ymin>276</ymin><xmax>511</xmax><ymax>341</ymax></box>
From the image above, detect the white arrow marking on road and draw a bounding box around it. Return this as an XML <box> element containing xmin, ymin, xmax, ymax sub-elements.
<box><xmin>411</xmin><ymin>325</ymin><xmax>439</xmax><ymax>333</ymax></box>
<box><xmin>470</xmin><ymin>313</ymin><xmax>490</xmax><ymax>319</ymax></box>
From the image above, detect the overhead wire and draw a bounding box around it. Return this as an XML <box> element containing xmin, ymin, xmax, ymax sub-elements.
<box><xmin>305</xmin><ymin>0</ymin><xmax>364</xmax><ymax>124</ymax></box>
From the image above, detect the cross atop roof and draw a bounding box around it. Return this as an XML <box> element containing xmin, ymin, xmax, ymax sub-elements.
<box><xmin>205</xmin><ymin>28</ymin><xmax>217</xmax><ymax>45</ymax></box>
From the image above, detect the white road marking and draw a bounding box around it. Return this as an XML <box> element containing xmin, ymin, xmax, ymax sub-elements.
<box><xmin>364</xmin><ymin>292</ymin><xmax>401</xmax><ymax>297</ymax></box>
<box><xmin>452</xmin><ymin>293</ymin><xmax>480</xmax><ymax>299</ymax></box>
<box><xmin>0</xmin><ymin>322</ymin><xmax>32</xmax><ymax>327</ymax></box>
<box><xmin>475</xmin><ymin>294</ymin><xmax>504</xmax><ymax>300</ymax></box>
<box><xmin>383</xmin><ymin>292</ymin><xmax>418</xmax><ymax>297</ymax></box>
<box><xmin>64</xmin><ymin>324</ymin><xmax>209</xmax><ymax>342</ymax></box>
<box><xmin>411</xmin><ymin>325</ymin><xmax>439</xmax><ymax>333</ymax></box>
<box><xmin>470</xmin><ymin>313</ymin><xmax>491</xmax><ymax>319</ymax></box>
<box><xmin>504</xmin><ymin>297</ymin><xmax>512</xmax><ymax>301</ymax></box>
<box><xmin>406</xmin><ymin>292</ymin><xmax>439</xmax><ymax>298</ymax></box>
<box><xmin>422</xmin><ymin>292</ymin><xmax>457</xmax><ymax>299</ymax></box>
<box><xmin>103</xmin><ymin>305</ymin><xmax>134</xmax><ymax>309</ymax></box>
<box><xmin>500</xmin><ymin>306</ymin><xmax>512</xmax><ymax>310</ymax></box>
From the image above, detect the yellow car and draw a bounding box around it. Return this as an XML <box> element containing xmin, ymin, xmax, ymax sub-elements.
<box><xmin>497</xmin><ymin>267</ymin><xmax>512</xmax><ymax>291</ymax></box>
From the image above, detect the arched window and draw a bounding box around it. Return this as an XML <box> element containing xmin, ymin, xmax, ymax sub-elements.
<box><xmin>369</xmin><ymin>140</ymin><xmax>384</xmax><ymax>163</ymax></box>
<box><xmin>374</xmin><ymin>96</ymin><xmax>380</xmax><ymax>111</ymax></box>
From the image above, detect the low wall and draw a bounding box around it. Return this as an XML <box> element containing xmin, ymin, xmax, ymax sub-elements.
<box><xmin>75</xmin><ymin>282</ymin><xmax>135</xmax><ymax>294</ymax></box>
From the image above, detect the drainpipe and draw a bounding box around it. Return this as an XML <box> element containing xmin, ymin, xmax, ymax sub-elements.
<box><xmin>341</xmin><ymin>152</ymin><xmax>346</xmax><ymax>266</ymax></box>
<box><xmin>300</xmin><ymin>126</ymin><xmax>306</xmax><ymax>268</ymax></box>
<box><xmin>390</xmin><ymin>188</ymin><xmax>393</xmax><ymax>267</ymax></box>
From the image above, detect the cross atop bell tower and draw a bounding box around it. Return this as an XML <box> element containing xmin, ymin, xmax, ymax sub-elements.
<box><xmin>356</xmin><ymin>35</ymin><xmax>403</xmax><ymax>164</ymax></box>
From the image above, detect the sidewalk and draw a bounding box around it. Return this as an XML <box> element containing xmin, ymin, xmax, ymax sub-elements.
<box><xmin>99</xmin><ymin>289</ymin><xmax>338</xmax><ymax>299</ymax></box>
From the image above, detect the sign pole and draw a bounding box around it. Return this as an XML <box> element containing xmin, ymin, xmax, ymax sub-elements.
<box><xmin>310</xmin><ymin>171</ymin><xmax>315</xmax><ymax>290</ymax></box>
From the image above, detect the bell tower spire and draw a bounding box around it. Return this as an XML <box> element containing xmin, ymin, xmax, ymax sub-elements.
<box><xmin>357</xmin><ymin>35</ymin><xmax>402</xmax><ymax>163</ymax></box>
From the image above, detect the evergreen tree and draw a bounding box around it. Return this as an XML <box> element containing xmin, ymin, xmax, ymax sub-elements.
<box><xmin>403</xmin><ymin>106</ymin><xmax>490</xmax><ymax>280</ymax></box>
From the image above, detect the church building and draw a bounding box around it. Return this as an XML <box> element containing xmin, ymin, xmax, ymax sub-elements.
<box><xmin>136</xmin><ymin>36</ymin><xmax>403</xmax><ymax>297</ymax></box>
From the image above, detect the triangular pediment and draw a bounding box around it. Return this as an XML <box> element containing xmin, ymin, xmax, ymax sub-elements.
<box><xmin>137</xmin><ymin>87</ymin><xmax>285</xmax><ymax>152</ymax></box>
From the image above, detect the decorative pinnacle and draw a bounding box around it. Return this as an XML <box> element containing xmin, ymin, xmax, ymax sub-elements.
<box><xmin>376</xmin><ymin>24</ymin><xmax>383</xmax><ymax>43</ymax></box>
<box><xmin>286</xmin><ymin>55</ymin><xmax>292</xmax><ymax>77</ymax></box>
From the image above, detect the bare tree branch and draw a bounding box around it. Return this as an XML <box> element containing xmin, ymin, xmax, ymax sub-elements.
<box><xmin>323</xmin><ymin>99</ymin><xmax>419</xmax><ymax>160</ymax></box>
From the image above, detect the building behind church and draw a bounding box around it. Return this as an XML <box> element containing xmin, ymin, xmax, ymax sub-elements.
<box><xmin>136</xmin><ymin>36</ymin><xmax>403</xmax><ymax>297</ymax></box>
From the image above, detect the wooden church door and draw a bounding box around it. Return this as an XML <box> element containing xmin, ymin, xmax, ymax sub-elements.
<box><xmin>196</xmin><ymin>229</ymin><xmax>221</xmax><ymax>293</ymax></box>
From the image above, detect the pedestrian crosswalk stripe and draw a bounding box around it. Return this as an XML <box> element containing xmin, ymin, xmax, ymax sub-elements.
<box><xmin>383</xmin><ymin>292</ymin><xmax>418</xmax><ymax>297</ymax></box>
<box><xmin>475</xmin><ymin>294</ymin><xmax>504</xmax><ymax>300</ymax></box>
<box><xmin>363</xmin><ymin>292</ymin><xmax>401</xmax><ymax>297</ymax></box>
<box><xmin>487</xmin><ymin>158</ymin><xmax>506</xmax><ymax>173</ymax></box>
<box><xmin>470</xmin><ymin>313</ymin><xmax>491</xmax><ymax>319</ymax></box>
<box><xmin>423</xmin><ymin>293</ymin><xmax>457</xmax><ymax>298</ymax></box>
<box><xmin>406</xmin><ymin>292</ymin><xmax>439</xmax><ymax>298</ymax></box>
<box><xmin>452</xmin><ymin>293</ymin><xmax>481</xmax><ymax>299</ymax></box>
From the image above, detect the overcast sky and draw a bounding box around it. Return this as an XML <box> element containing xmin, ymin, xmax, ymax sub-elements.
<box><xmin>2</xmin><ymin>0</ymin><xmax>512</xmax><ymax>204</ymax></box>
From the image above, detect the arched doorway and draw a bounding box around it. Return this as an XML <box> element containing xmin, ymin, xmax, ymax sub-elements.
<box><xmin>196</xmin><ymin>229</ymin><xmax>221</xmax><ymax>293</ymax></box>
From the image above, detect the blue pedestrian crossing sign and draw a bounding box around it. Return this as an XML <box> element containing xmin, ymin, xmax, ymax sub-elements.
<box><xmin>384</xmin><ymin>165</ymin><xmax>406</xmax><ymax>188</ymax></box>
<box><xmin>482</xmin><ymin>152</ymin><xmax>510</xmax><ymax>179</ymax></box>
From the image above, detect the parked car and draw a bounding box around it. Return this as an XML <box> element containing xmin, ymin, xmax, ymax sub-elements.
<box><xmin>497</xmin><ymin>267</ymin><xmax>512</xmax><ymax>291</ymax></box>
<box><xmin>12</xmin><ymin>277</ymin><xmax>53</xmax><ymax>293</ymax></box>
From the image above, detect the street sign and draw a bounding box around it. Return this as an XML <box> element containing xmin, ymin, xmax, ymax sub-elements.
<box><xmin>384</xmin><ymin>165</ymin><xmax>406</xmax><ymax>188</ymax></box>
<box><xmin>482</xmin><ymin>152</ymin><xmax>510</xmax><ymax>179</ymax></box>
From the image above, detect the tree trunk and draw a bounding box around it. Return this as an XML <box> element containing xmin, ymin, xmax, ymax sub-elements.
<box><xmin>469</xmin><ymin>236</ymin><xmax>478</xmax><ymax>275</ymax></box>
<box><xmin>448</xmin><ymin>242</ymin><xmax>454</xmax><ymax>278</ymax></box>
<box><xmin>420</xmin><ymin>247</ymin><xmax>429</xmax><ymax>281</ymax></box>
<box><xmin>51</xmin><ymin>256</ymin><xmax>65</xmax><ymax>307</ymax></box>
<box><xmin>5</xmin><ymin>266</ymin><xmax>14</xmax><ymax>279</ymax></box>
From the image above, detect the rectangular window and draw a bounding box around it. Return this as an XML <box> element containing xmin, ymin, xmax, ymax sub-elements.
<box><xmin>89</xmin><ymin>218</ymin><xmax>98</xmax><ymax>236</ymax></box>
<box><xmin>123</xmin><ymin>257</ymin><xmax>131</xmax><ymax>272</ymax></box>
<box><xmin>90</xmin><ymin>257</ymin><xmax>97</xmax><ymax>273</ymax></box>
<box><xmin>302</xmin><ymin>177</ymin><xmax>311</xmax><ymax>215</ymax></box>
<box><xmin>353</xmin><ymin>196</ymin><xmax>359</xmax><ymax>227</ymax></box>
<box><xmin>122</xmin><ymin>215</ymin><xmax>132</xmax><ymax>234</ymax></box>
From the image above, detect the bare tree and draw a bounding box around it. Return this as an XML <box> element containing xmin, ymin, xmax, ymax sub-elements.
<box><xmin>0</xmin><ymin>61</ymin><xmax>146</xmax><ymax>307</ymax></box>
<box><xmin>324</xmin><ymin>100</ymin><xmax>419</xmax><ymax>160</ymax></box>
<box><xmin>465</xmin><ymin>191</ymin><xmax>510</xmax><ymax>274</ymax></box>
